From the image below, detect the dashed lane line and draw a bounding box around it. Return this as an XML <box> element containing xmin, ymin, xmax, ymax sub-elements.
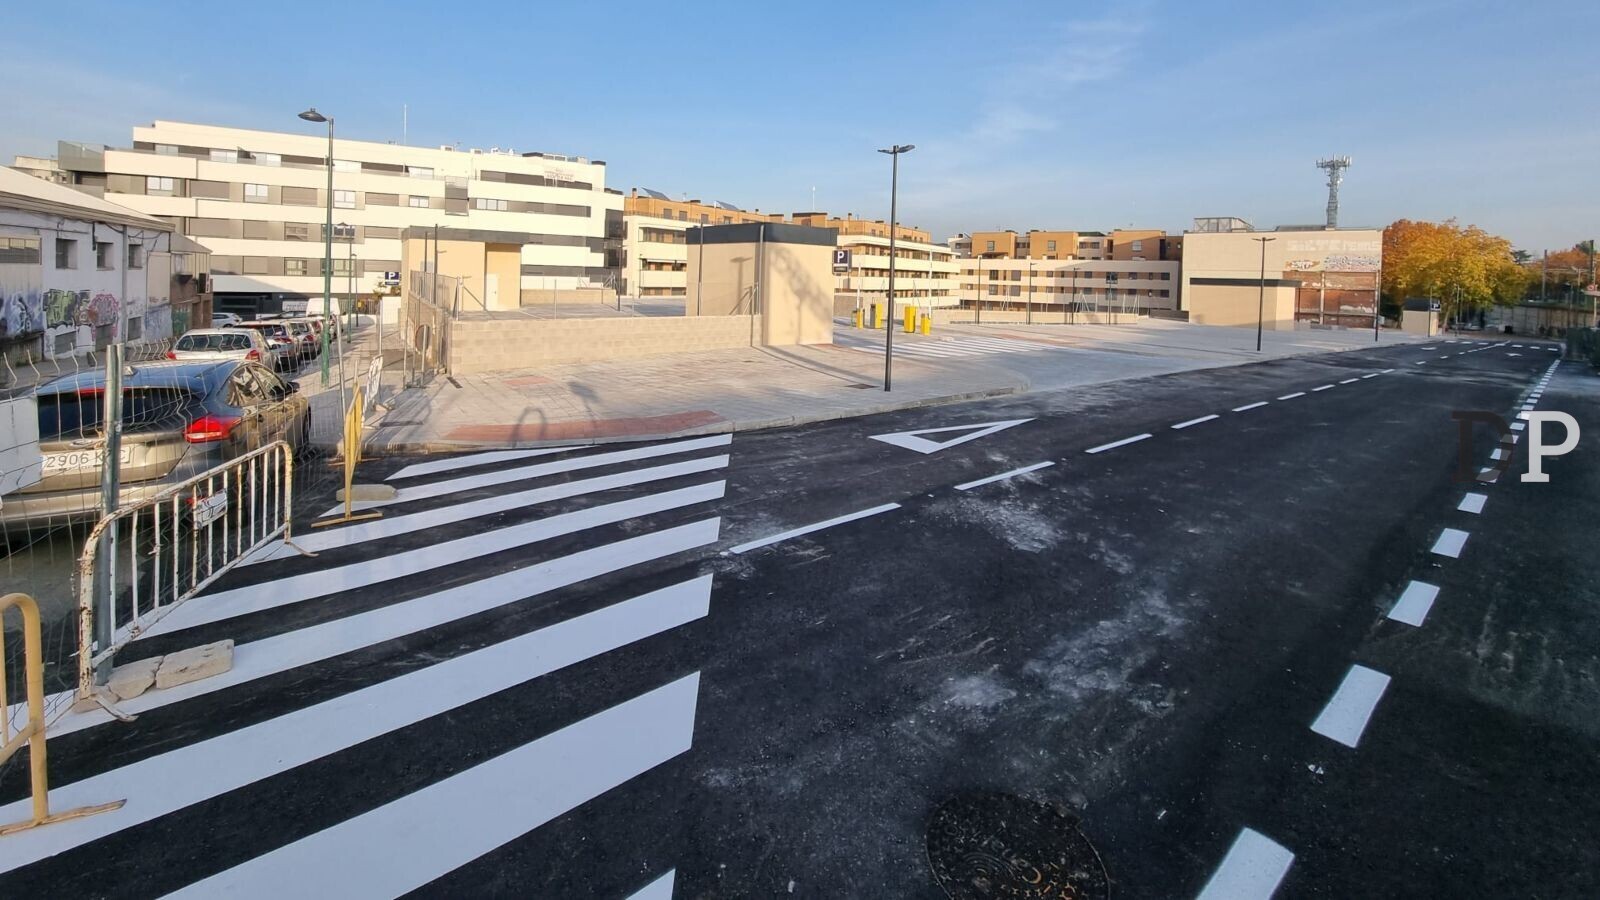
<box><xmin>1387</xmin><ymin>580</ymin><xmax>1440</xmax><ymax>627</ymax></box>
<box><xmin>1310</xmin><ymin>664</ymin><xmax>1391</xmax><ymax>748</ymax></box>
<box><xmin>1361</xmin><ymin>373</ymin><xmax>1380</xmax><ymax>379</ymax></box>
<box><xmin>730</xmin><ymin>503</ymin><xmax>901</xmax><ymax>554</ymax></box>
<box><xmin>1458</xmin><ymin>493</ymin><xmax>1487</xmax><ymax>514</ymax></box>
<box><xmin>1232</xmin><ymin>401</ymin><xmax>1269</xmax><ymax>412</ymax></box>
<box><xmin>1172</xmin><ymin>414</ymin><xmax>1220</xmax><ymax>430</ymax></box>
<box><xmin>167</xmin><ymin>677</ymin><xmax>700</xmax><ymax>900</ymax></box>
<box><xmin>1277</xmin><ymin>392</ymin><xmax>1306</xmax><ymax>401</ymax></box>
<box><xmin>954</xmin><ymin>461</ymin><xmax>1055</xmax><ymax>491</ymax></box>
<box><xmin>1196</xmin><ymin>828</ymin><xmax>1295</xmax><ymax>900</ymax></box>
<box><xmin>1311</xmin><ymin>384</ymin><xmax>1335</xmax><ymax>392</ymax></box>
<box><xmin>1339</xmin><ymin>378</ymin><xmax>1360</xmax><ymax>384</ymax></box>
<box><xmin>1430</xmin><ymin>528</ymin><xmax>1470</xmax><ymax>558</ymax></box>
<box><xmin>1085</xmin><ymin>433</ymin><xmax>1152</xmax><ymax>454</ymax></box>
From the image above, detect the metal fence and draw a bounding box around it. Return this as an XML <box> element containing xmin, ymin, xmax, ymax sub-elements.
<box><xmin>74</xmin><ymin>440</ymin><xmax>301</xmax><ymax>704</ymax></box>
<box><xmin>403</xmin><ymin>271</ymin><xmax>456</xmax><ymax>386</ymax></box>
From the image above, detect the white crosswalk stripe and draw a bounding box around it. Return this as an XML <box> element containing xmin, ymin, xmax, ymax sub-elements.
<box><xmin>14</xmin><ymin>435</ymin><xmax>733</xmax><ymax>893</ymax></box>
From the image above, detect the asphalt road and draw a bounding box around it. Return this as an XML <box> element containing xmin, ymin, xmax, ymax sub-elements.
<box><xmin>1</xmin><ymin>336</ymin><xmax>1592</xmax><ymax>898</ymax></box>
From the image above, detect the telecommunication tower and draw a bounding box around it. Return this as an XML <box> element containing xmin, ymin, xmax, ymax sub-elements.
<box><xmin>1316</xmin><ymin>156</ymin><xmax>1352</xmax><ymax>229</ymax></box>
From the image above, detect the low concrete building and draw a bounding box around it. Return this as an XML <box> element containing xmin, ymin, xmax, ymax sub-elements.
<box><xmin>0</xmin><ymin>165</ymin><xmax>210</xmax><ymax>362</ymax></box>
<box><xmin>1180</xmin><ymin>220</ymin><xmax>1382</xmax><ymax>330</ymax></box>
<box><xmin>685</xmin><ymin>222</ymin><xmax>836</xmax><ymax>347</ymax></box>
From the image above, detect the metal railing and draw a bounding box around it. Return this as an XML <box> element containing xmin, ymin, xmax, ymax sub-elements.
<box><xmin>2</xmin><ymin>592</ymin><xmax>124</xmax><ymax>836</ymax></box>
<box><xmin>74</xmin><ymin>440</ymin><xmax>306</xmax><ymax>702</ymax></box>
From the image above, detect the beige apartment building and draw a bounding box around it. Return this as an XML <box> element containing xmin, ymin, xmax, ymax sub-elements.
<box><xmin>39</xmin><ymin>120</ymin><xmax>622</xmax><ymax>317</ymax></box>
<box><xmin>960</xmin><ymin>258</ymin><xmax>1180</xmax><ymax>312</ymax></box>
<box><xmin>1180</xmin><ymin>218</ymin><xmax>1381</xmax><ymax>329</ymax></box>
<box><xmin>622</xmin><ymin>192</ymin><xmax>957</xmax><ymax>307</ymax></box>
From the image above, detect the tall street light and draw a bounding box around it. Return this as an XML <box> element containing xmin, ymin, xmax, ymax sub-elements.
<box><xmin>1252</xmin><ymin>236</ymin><xmax>1276</xmax><ymax>352</ymax></box>
<box><xmin>878</xmin><ymin>144</ymin><xmax>913</xmax><ymax>391</ymax></box>
<box><xmin>299</xmin><ymin>107</ymin><xmax>334</xmax><ymax>385</ymax></box>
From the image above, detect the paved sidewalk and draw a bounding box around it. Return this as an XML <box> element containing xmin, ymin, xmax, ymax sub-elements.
<box><xmin>360</xmin><ymin>319</ymin><xmax>1425</xmax><ymax>453</ymax></box>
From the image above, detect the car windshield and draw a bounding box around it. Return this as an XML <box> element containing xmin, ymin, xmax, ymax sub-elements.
<box><xmin>177</xmin><ymin>333</ymin><xmax>253</xmax><ymax>351</ymax></box>
<box><xmin>36</xmin><ymin>386</ymin><xmax>205</xmax><ymax>439</ymax></box>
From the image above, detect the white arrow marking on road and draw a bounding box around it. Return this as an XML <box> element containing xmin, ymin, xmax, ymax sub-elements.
<box><xmin>1197</xmin><ymin>828</ymin><xmax>1295</xmax><ymax>900</ymax></box>
<box><xmin>869</xmin><ymin>418</ymin><xmax>1033</xmax><ymax>455</ymax></box>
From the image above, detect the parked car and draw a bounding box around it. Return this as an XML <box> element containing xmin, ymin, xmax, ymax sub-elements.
<box><xmin>167</xmin><ymin>329</ymin><xmax>272</xmax><ymax>365</ymax></box>
<box><xmin>231</xmin><ymin>321</ymin><xmax>299</xmax><ymax>370</ymax></box>
<box><xmin>212</xmin><ymin>312</ymin><xmax>243</xmax><ymax>328</ymax></box>
<box><xmin>282</xmin><ymin>319</ymin><xmax>319</xmax><ymax>360</ymax></box>
<box><xmin>0</xmin><ymin>360</ymin><xmax>312</xmax><ymax>530</ymax></box>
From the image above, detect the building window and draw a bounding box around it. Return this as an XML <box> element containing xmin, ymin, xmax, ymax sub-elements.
<box><xmin>1131</xmin><ymin>240</ymin><xmax>1143</xmax><ymax>252</ymax></box>
<box><xmin>722</xmin><ymin>216</ymin><xmax>732</xmax><ymax>224</ymax></box>
<box><xmin>0</xmin><ymin>237</ymin><xmax>40</xmax><ymax>264</ymax></box>
<box><xmin>408</xmin><ymin>195</ymin><xmax>430</xmax><ymax>208</ymax></box>
<box><xmin>55</xmin><ymin>238</ymin><xmax>77</xmax><ymax>269</ymax></box>
<box><xmin>280</xmin><ymin>186</ymin><xmax>318</xmax><ymax>206</ymax></box>
<box><xmin>323</xmin><ymin>223</ymin><xmax>356</xmax><ymax>242</ymax></box>
<box><xmin>699</xmin><ymin>214</ymin><xmax>709</xmax><ymax>224</ymax></box>
<box><xmin>333</xmin><ymin>189</ymin><xmax>356</xmax><ymax>209</ymax></box>
<box><xmin>473</xmin><ymin>197</ymin><xmax>509</xmax><ymax>211</ymax></box>
<box><xmin>284</xmin><ymin>223</ymin><xmax>311</xmax><ymax>241</ymax></box>
<box><xmin>985</xmin><ymin>240</ymin><xmax>995</xmax><ymax>252</ymax></box>
<box><xmin>254</xmin><ymin>152</ymin><xmax>281</xmax><ymax>167</ymax></box>
<box><xmin>154</xmin><ymin>144</ymin><xmax>178</xmax><ymax>156</ymax></box>
<box><xmin>126</xmin><ymin>316</ymin><xmax>143</xmax><ymax>340</ymax></box>
<box><xmin>146</xmin><ymin>176</ymin><xmax>175</xmax><ymax>194</ymax></box>
<box><xmin>210</xmin><ymin>149</ymin><xmax>238</xmax><ymax>163</ymax></box>
<box><xmin>127</xmin><ymin>243</ymin><xmax>143</xmax><ymax>269</ymax></box>
<box><xmin>364</xmin><ymin>226</ymin><xmax>401</xmax><ymax>239</ymax></box>
<box><xmin>1047</xmin><ymin>240</ymin><xmax>1057</xmax><ymax>252</ymax></box>
<box><xmin>322</xmin><ymin>258</ymin><xmax>354</xmax><ymax>277</ymax></box>
<box><xmin>96</xmin><ymin>241</ymin><xmax>114</xmax><ymax>270</ymax></box>
<box><xmin>407</xmin><ymin>166</ymin><xmax>433</xmax><ymax>179</ymax></box>
<box><xmin>244</xmin><ymin>183</ymin><xmax>270</xmax><ymax>203</ymax></box>
<box><xmin>286</xmin><ymin>259</ymin><xmax>308</xmax><ymax>276</ymax></box>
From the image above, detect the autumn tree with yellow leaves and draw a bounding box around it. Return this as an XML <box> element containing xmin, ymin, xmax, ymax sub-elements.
<box><xmin>1382</xmin><ymin>220</ymin><xmax>1531</xmax><ymax>317</ymax></box>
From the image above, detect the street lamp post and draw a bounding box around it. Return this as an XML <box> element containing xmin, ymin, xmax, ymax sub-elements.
<box><xmin>299</xmin><ymin>107</ymin><xmax>334</xmax><ymax>385</ymax></box>
<box><xmin>1252</xmin><ymin>236</ymin><xmax>1276</xmax><ymax>351</ymax></box>
<box><xmin>878</xmin><ymin>144</ymin><xmax>914</xmax><ymax>391</ymax></box>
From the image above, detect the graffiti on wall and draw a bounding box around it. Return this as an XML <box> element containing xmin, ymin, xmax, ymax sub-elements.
<box><xmin>42</xmin><ymin>289</ymin><xmax>120</xmax><ymax>328</ymax></box>
<box><xmin>0</xmin><ymin>290</ymin><xmax>45</xmax><ymax>339</ymax></box>
<box><xmin>1324</xmin><ymin>255</ymin><xmax>1381</xmax><ymax>273</ymax></box>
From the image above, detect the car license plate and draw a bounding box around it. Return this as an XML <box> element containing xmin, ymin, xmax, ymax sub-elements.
<box><xmin>42</xmin><ymin>447</ymin><xmax>134</xmax><ymax>474</ymax></box>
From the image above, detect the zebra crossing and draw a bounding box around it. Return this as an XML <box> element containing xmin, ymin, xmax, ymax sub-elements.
<box><xmin>0</xmin><ymin>434</ymin><xmax>732</xmax><ymax>896</ymax></box>
<box><xmin>834</xmin><ymin>331</ymin><xmax>1065</xmax><ymax>360</ymax></box>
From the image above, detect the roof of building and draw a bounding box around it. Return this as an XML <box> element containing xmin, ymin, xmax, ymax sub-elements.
<box><xmin>0</xmin><ymin>165</ymin><xmax>169</xmax><ymax>230</ymax></box>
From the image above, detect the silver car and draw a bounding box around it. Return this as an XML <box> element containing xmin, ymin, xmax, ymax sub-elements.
<box><xmin>1</xmin><ymin>360</ymin><xmax>312</xmax><ymax>531</ymax></box>
<box><xmin>168</xmin><ymin>328</ymin><xmax>272</xmax><ymax>365</ymax></box>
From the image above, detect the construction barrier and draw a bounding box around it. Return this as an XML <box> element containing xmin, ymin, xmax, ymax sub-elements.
<box><xmin>313</xmin><ymin>384</ymin><xmax>384</xmax><ymax>529</ymax></box>
<box><xmin>2</xmin><ymin>593</ymin><xmax>125</xmax><ymax>836</ymax></box>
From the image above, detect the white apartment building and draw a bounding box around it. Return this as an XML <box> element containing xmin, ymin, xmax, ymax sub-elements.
<box><xmin>832</xmin><ymin>231</ymin><xmax>959</xmax><ymax>309</ymax></box>
<box><xmin>958</xmin><ymin>258</ymin><xmax>1181</xmax><ymax>311</ymax></box>
<box><xmin>50</xmin><ymin>121</ymin><xmax>621</xmax><ymax>316</ymax></box>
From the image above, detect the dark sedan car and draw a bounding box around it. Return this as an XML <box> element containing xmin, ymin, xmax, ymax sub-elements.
<box><xmin>1</xmin><ymin>359</ymin><xmax>312</xmax><ymax>531</ymax></box>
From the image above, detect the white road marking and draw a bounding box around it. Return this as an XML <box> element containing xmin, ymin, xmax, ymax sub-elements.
<box><xmin>1458</xmin><ymin>493</ymin><xmax>1487</xmax><ymax>514</ymax></box>
<box><xmin>1388</xmin><ymin>580</ymin><xmax>1440</xmax><ymax>627</ymax></box>
<box><xmin>1511</xmin><ymin>422</ymin><xmax>1525</xmax><ymax>432</ymax></box>
<box><xmin>1311</xmin><ymin>384</ymin><xmax>1335</xmax><ymax>392</ymax></box>
<box><xmin>1277</xmin><ymin>392</ymin><xmax>1306</xmax><ymax>400</ymax></box>
<box><xmin>1339</xmin><ymin>378</ymin><xmax>1360</xmax><ymax>384</ymax></box>
<box><xmin>1310</xmin><ymin>665</ymin><xmax>1391</xmax><ymax>748</ymax></box>
<box><xmin>141</xmin><ymin>482</ymin><xmax>726</xmax><ymax>638</ymax></box>
<box><xmin>0</xmin><ymin>584</ymin><xmax>710</xmax><ymax>874</ymax></box>
<box><xmin>164</xmin><ymin>676</ymin><xmax>700</xmax><ymax>900</ymax></box>
<box><xmin>1431</xmin><ymin>528</ymin><xmax>1469</xmax><ymax>558</ymax></box>
<box><xmin>49</xmin><ymin>533</ymin><xmax>720</xmax><ymax>739</ymax></box>
<box><xmin>254</xmin><ymin>455</ymin><xmax>729</xmax><ymax>562</ymax></box>
<box><xmin>1196</xmin><ymin>828</ymin><xmax>1295</xmax><ymax>900</ymax></box>
<box><xmin>1172</xmin><ymin>414</ymin><xmax>1220</xmax><ymax>430</ymax></box>
<box><xmin>730</xmin><ymin>503</ymin><xmax>901</xmax><ymax>554</ymax></box>
<box><xmin>869</xmin><ymin>418</ymin><xmax>1034</xmax><ymax>455</ymax></box>
<box><xmin>1415</xmin><ymin>361</ymin><xmax>1426</xmax><ymax>365</ymax></box>
<box><xmin>1360</xmin><ymin>373</ymin><xmax>1380</xmax><ymax>379</ymax></box>
<box><xmin>1085</xmin><ymin>433</ymin><xmax>1153</xmax><ymax>454</ymax></box>
<box><xmin>628</xmin><ymin>871</ymin><xmax>678</xmax><ymax>900</ymax></box>
<box><xmin>954</xmin><ymin>461</ymin><xmax>1055</xmax><ymax>491</ymax></box>
<box><xmin>387</xmin><ymin>446</ymin><xmax>582</xmax><ymax>481</ymax></box>
<box><xmin>1381</xmin><ymin>368</ymin><xmax>1395</xmax><ymax>373</ymax></box>
<box><xmin>1491</xmin><ymin>448</ymin><xmax>1507</xmax><ymax>461</ymax></box>
<box><xmin>340</xmin><ymin>434</ymin><xmax>733</xmax><ymax>512</ymax></box>
<box><xmin>1479</xmin><ymin>467</ymin><xmax>1500</xmax><ymax>483</ymax></box>
<box><xmin>1232</xmin><ymin>401</ymin><xmax>1269</xmax><ymax>412</ymax></box>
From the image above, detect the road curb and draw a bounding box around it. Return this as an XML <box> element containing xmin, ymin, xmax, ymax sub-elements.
<box><xmin>357</xmin><ymin>382</ymin><xmax>1028</xmax><ymax>456</ymax></box>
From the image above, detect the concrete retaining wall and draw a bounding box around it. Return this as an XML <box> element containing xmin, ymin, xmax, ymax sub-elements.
<box><xmin>449</xmin><ymin>315</ymin><xmax>762</xmax><ymax>375</ymax></box>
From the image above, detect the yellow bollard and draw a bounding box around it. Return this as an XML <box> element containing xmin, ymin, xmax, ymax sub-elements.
<box><xmin>920</xmin><ymin>312</ymin><xmax>932</xmax><ymax>335</ymax></box>
<box><xmin>904</xmin><ymin>306</ymin><xmax>916</xmax><ymax>333</ymax></box>
<box><xmin>852</xmin><ymin>309</ymin><xmax>862</xmax><ymax>329</ymax></box>
<box><xmin>871</xmin><ymin>303</ymin><xmax>882</xmax><ymax>329</ymax></box>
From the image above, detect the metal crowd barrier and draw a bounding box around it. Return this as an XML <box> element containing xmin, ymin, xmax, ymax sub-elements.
<box><xmin>75</xmin><ymin>440</ymin><xmax>306</xmax><ymax>702</ymax></box>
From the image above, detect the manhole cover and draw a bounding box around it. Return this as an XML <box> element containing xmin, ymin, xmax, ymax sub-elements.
<box><xmin>927</xmin><ymin>793</ymin><xmax>1109</xmax><ymax>900</ymax></box>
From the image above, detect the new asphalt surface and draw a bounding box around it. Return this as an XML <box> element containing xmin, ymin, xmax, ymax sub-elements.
<box><xmin>1</xmin><ymin>336</ymin><xmax>1592</xmax><ymax>898</ymax></box>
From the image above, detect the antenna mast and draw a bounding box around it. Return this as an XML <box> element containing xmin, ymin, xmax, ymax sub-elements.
<box><xmin>1316</xmin><ymin>156</ymin><xmax>1352</xmax><ymax>228</ymax></box>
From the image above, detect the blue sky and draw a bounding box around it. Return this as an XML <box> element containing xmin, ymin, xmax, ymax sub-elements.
<box><xmin>3</xmin><ymin>0</ymin><xmax>1596</xmax><ymax>251</ymax></box>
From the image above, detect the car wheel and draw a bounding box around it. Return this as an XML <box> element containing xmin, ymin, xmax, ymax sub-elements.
<box><xmin>295</xmin><ymin>413</ymin><xmax>314</xmax><ymax>457</ymax></box>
